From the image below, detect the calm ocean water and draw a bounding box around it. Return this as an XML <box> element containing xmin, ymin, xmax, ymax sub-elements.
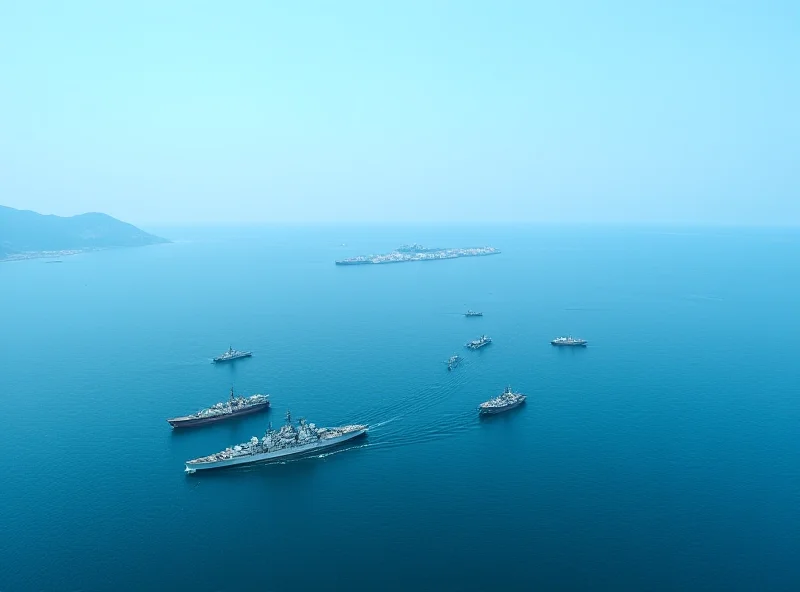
<box><xmin>2</xmin><ymin>225</ymin><xmax>799</xmax><ymax>591</ymax></box>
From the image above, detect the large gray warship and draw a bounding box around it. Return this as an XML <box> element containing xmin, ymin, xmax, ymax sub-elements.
<box><xmin>213</xmin><ymin>346</ymin><xmax>253</xmax><ymax>363</ymax></box>
<box><xmin>551</xmin><ymin>336</ymin><xmax>587</xmax><ymax>347</ymax></box>
<box><xmin>185</xmin><ymin>411</ymin><xmax>368</xmax><ymax>473</ymax></box>
<box><xmin>335</xmin><ymin>244</ymin><xmax>500</xmax><ymax>266</ymax></box>
<box><xmin>479</xmin><ymin>386</ymin><xmax>527</xmax><ymax>415</ymax></box>
<box><xmin>465</xmin><ymin>335</ymin><xmax>492</xmax><ymax>350</ymax></box>
<box><xmin>167</xmin><ymin>387</ymin><xmax>270</xmax><ymax>428</ymax></box>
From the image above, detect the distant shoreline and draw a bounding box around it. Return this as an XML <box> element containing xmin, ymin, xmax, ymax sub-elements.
<box><xmin>0</xmin><ymin>244</ymin><xmax>168</xmax><ymax>263</ymax></box>
<box><xmin>0</xmin><ymin>249</ymin><xmax>88</xmax><ymax>263</ymax></box>
<box><xmin>0</xmin><ymin>204</ymin><xmax>170</xmax><ymax>263</ymax></box>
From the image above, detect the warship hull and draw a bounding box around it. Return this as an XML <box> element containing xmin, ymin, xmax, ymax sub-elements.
<box><xmin>185</xmin><ymin>428</ymin><xmax>367</xmax><ymax>472</ymax></box>
<box><xmin>550</xmin><ymin>342</ymin><xmax>587</xmax><ymax>347</ymax></box>
<box><xmin>167</xmin><ymin>402</ymin><xmax>270</xmax><ymax>428</ymax></box>
<box><xmin>479</xmin><ymin>399</ymin><xmax>526</xmax><ymax>415</ymax></box>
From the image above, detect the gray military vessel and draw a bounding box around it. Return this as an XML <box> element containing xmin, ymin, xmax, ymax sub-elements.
<box><xmin>551</xmin><ymin>336</ymin><xmax>587</xmax><ymax>347</ymax></box>
<box><xmin>465</xmin><ymin>335</ymin><xmax>492</xmax><ymax>350</ymax></box>
<box><xmin>446</xmin><ymin>354</ymin><xmax>462</xmax><ymax>370</ymax></box>
<box><xmin>167</xmin><ymin>387</ymin><xmax>270</xmax><ymax>428</ymax></box>
<box><xmin>213</xmin><ymin>346</ymin><xmax>253</xmax><ymax>363</ymax></box>
<box><xmin>479</xmin><ymin>386</ymin><xmax>526</xmax><ymax>415</ymax></box>
<box><xmin>464</xmin><ymin>310</ymin><xmax>483</xmax><ymax>317</ymax></box>
<box><xmin>184</xmin><ymin>410</ymin><xmax>368</xmax><ymax>473</ymax></box>
<box><xmin>335</xmin><ymin>245</ymin><xmax>500</xmax><ymax>265</ymax></box>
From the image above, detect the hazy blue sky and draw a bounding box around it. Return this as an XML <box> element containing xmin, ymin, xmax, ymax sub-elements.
<box><xmin>1</xmin><ymin>1</ymin><xmax>798</xmax><ymax>225</ymax></box>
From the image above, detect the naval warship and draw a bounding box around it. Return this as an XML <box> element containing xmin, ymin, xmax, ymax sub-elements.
<box><xmin>464</xmin><ymin>310</ymin><xmax>483</xmax><ymax>317</ymax></box>
<box><xmin>551</xmin><ymin>336</ymin><xmax>587</xmax><ymax>347</ymax></box>
<box><xmin>213</xmin><ymin>346</ymin><xmax>253</xmax><ymax>363</ymax></box>
<box><xmin>447</xmin><ymin>354</ymin><xmax>462</xmax><ymax>370</ymax></box>
<box><xmin>465</xmin><ymin>335</ymin><xmax>492</xmax><ymax>350</ymax></box>
<box><xmin>335</xmin><ymin>245</ymin><xmax>500</xmax><ymax>265</ymax></box>
<box><xmin>167</xmin><ymin>387</ymin><xmax>270</xmax><ymax>428</ymax></box>
<box><xmin>479</xmin><ymin>386</ymin><xmax>527</xmax><ymax>415</ymax></box>
<box><xmin>184</xmin><ymin>411</ymin><xmax>368</xmax><ymax>473</ymax></box>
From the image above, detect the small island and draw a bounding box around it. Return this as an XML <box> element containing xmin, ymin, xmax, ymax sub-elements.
<box><xmin>335</xmin><ymin>243</ymin><xmax>500</xmax><ymax>266</ymax></box>
<box><xmin>0</xmin><ymin>205</ymin><xmax>168</xmax><ymax>262</ymax></box>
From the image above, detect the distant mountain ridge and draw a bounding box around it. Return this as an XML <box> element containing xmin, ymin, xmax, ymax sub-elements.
<box><xmin>0</xmin><ymin>205</ymin><xmax>168</xmax><ymax>260</ymax></box>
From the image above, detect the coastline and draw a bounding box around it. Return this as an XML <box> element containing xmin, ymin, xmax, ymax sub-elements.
<box><xmin>0</xmin><ymin>243</ymin><xmax>170</xmax><ymax>263</ymax></box>
<box><xmin>0</xmin><ymin>249</ymin><xmax>88</xmax><ymax>263</ymax></box>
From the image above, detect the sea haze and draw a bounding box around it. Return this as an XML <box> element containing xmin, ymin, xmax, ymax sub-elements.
<box><xmin>1</xmin><ymin>225</ymin><xmax>799</xmax><ymax>591</ymax></box>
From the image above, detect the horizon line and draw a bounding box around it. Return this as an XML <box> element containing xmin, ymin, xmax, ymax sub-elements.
<box><xmin>139</xmin><ymin>220</ymin><xmax>800</xmax><ymax>229</ymax></box>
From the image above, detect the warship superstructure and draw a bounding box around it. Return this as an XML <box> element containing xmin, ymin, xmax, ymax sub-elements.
<box><xmin>167</xmin><ymin>387</ymin><xmax>270</xmax><ymax>428</ymax></box>
<box><xmin>184</xmin><ymin>411</ymin><xmax>368</xmax><ymax>473</ymax></box>
<box><xmin>479</xmin><ymin>386</ymin><xmax>527</xmax><ymax>415</ymax></box>
<box><xmin>396</xmin><ymin>243</ymin><xmax>441</xmax><ymax>254</ymax></box>
<box><xmin>551</xmin><ymin>336</ymin><xmax>587</xmax><ymax>347</ymax></box>
<box><xmin>465</xmin><ymin>335</ymin><xmax>492</xmax><ymax>350</ymax></box>
<box><xmin>464</xmin><ymin>310</ymin><xmax>483</xmax><ymax>317</ymax></box>
<box><xmin>213</xmin><ymin>346</ymin><xmax>253</xmax><ymax>363</ymax></box>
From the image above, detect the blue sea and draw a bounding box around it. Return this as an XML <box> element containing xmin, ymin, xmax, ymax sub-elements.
<box><xmin>2</xmin><ymin>225</ymin><xmax>800</xmax><ymax>591</ymax></box>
